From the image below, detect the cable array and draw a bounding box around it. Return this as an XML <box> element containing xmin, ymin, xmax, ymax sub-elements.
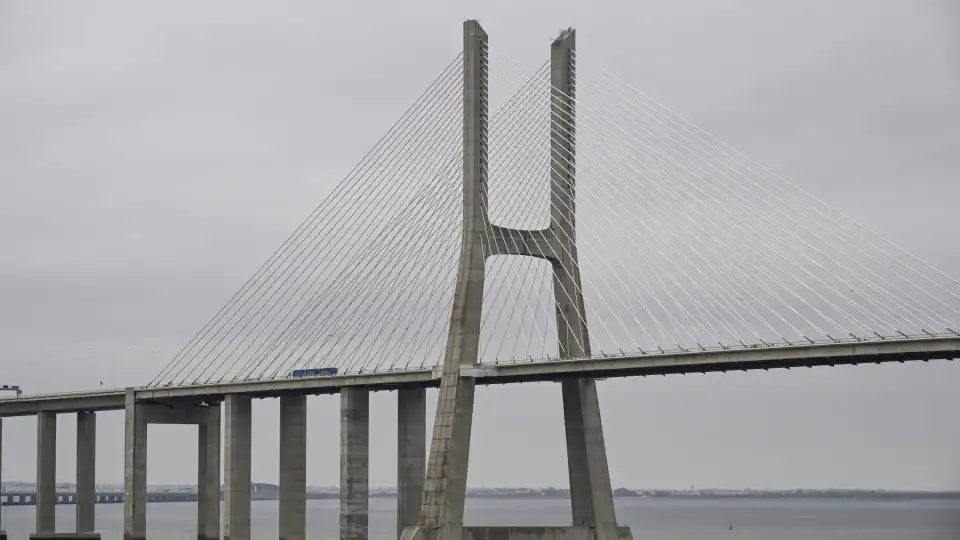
<box><xmin>474</xmin><ymin>48</ymin><xmax>960</xmax><ymax>365</ymax></box>
<box><xmin>149</xmin><ymin>54</ymin><xmax>468</xmax><ymax>387</ymax></box>
<box><xmin>150</xmin><ymin>46</ymin><xmax>960</xmax><ymax>387</ymax></box>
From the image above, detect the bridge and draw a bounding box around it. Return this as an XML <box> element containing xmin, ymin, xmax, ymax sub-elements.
<box><xmin>1</xmin><ymin>20</ymin><xmax>958</xmax><ymax>540</ymax></box>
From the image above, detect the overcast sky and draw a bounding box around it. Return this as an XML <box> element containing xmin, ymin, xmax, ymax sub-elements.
<box><xmin>1</xmin><ymin>0</ymin><xmax>958</xmax><ymax>491</ymax></box>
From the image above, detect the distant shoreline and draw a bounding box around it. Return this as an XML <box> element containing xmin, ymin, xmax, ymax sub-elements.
<box><xmin>465</xmin><ymin>493</ymin><xmax>960</xmax><ymax>501</ymax></box>
<box><xmin>4</xmin><ymin>483</ymin><xmax>958</xmax><ymax>502</ymax></box>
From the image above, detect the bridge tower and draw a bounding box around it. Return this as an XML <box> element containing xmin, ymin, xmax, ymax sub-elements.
<box><xmin>402</xmin><ymin>20</ymin><xmax>632</xmax><ymax>540</ymax></box>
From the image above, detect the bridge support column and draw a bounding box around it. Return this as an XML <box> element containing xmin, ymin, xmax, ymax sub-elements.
<box><xmin>279</xmin><ymin>395</ymin><xmax>307</xmax><ymax>540</ymax></box>
<box><xmin>123</xmin><ymin>390</ymin><xmax>147</xmax><ymax>540</ymax></box>
<box><xmin>0</xmin><ymin>418</ymin><xmax>4</xmax><ymax>536</ymax></box>
<box><xmin>397</xmin><ymin>389</ymin><xmax>425</xmax><ymax>540</ymax></box>
<box><xmin>340</xmin><ymin>387</ymin><xmax>369</xmax><ymax>540</ymax></box>
<box><xmin>76</xmin><ymin>411</ymin><xmax>97</xmax><ymax>533</ymax></box>
<box><xmin>35</xmin><ymin>411</ymin><xmax>57</xmax><ymax>534</ymax></box>
<box><xmin>198</xmin><ymin>404</ymin><xmax>221</xmax><ymax>540</ymax></box>
<box><xmin>224</xmin><ymin>395</ymin><xmax>252</xmax><ymax>540</ymax></box>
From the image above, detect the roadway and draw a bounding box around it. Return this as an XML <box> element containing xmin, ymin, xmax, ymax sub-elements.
<box><xmin>0</xmin><ymin>336</ymin><xmax>956</xmax><ymax>417</ymax></box>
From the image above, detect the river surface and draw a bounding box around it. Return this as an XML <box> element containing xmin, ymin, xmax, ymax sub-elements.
<box><xmin>1</xmin><ymin>497</ymin><xmax>957</xmax><ymax>539</ymax></box>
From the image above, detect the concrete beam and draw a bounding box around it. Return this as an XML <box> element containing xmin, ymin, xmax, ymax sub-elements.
<box><xmin>1</xmin><ymin>337</ymin><xmax>955</xmax><ymax>417</ymax></box>
<box><xmin>136</xmin><ymin>370</ymin><xmax>436</xmax><ymax>401</ymax></box>
<box><xmin>340</xmin><ymin>388</ymin><xmax>369</xmax><ymax>540</ymax></box>
<box><xmin>76</xmin><ymin>412</ymin><xmax>96</xmax><ymax>533</ymax></box>
<box><xmin>0</xmin><ymin>392</ymin><xmax>125</xmax><ymax>418</ymax></box>
<box><xmin>123</xmin><ymin>390</ymin><xmax>147</xmax><ymax>540</ymax></box>
<box><xmin>140</xmin><ymin>402</ymin><xmax>208</xmax><ymax>425</ymax></box>
<box><xmin>279</xmin><ymin>395</ymin><xmax>307</xmax><ymax>540</ymax></box>
<box><xmin>224</xmin><ymin>395</ymin><xmax>252</xmax><ymax>540</ymax></box>
<box><xmin>197</xmin><ymin>405</ymin><xmax>221</xmax><ymax>540</ymax></box>
<box><xmin>475</xmin><ymin>336</ymin><xmax>960</xmax><ymax>383</ymax></box>
<box><xmin>489</xmin><ymin>225</ymin><xmax>558</xmax><ymax>261</ymax></box>
<box><xmin>397</xmin><ymin>389</ymin><xmax>425</xmax><ymax>539</ymax></box>
<box><xmin>36</xmin><ymin>411</ymin><xmax>57</xmax><ymax>534</ymax></box>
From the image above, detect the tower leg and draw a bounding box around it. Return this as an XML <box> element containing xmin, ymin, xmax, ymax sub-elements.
<box><xmin>562</xmin><ymin>380</ymin><xmax>619</xmax><ymax>539</ymax></box>
<box><xmin>409</xmin><ymin>19</ymin><xmax>489</xmax><ymax>540</ymax></box>
<box><xmin>549</xmin><ymin>27</ymin><xmax>623</xmax><ymax>540</ymax></box>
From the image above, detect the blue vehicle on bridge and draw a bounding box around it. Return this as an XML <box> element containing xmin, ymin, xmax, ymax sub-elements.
<box><xmin>291</xmin><ymin>367</ymin><xmax>338</xmax><ymax>378</ymax></box>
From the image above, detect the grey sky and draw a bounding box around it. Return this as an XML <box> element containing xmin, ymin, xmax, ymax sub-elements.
<box><xmin>1</xmin><ymin>0</ymin><xmax>958</xmax><ymax>491</ymax></box>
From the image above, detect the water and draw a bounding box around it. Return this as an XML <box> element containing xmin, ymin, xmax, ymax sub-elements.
<box><xmin>2</xmin><ymin>497</ymin><xmax>958</xmax><ymax>539</ymax></box>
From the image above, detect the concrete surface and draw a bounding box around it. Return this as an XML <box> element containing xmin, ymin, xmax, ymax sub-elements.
<box><xmin>36</xmin><ymin>411</ymin><xmax>57</xmax><ymax>534</ymax></box>
<box><xmin>75</xmin><ymin>411</ymin><xmax>96</xmax><ymax>533</ymax></box>
<box><xmin>397</xmin><ymin>388</ymin><xmax>426</xmax><ymax>539</ymax></box>
<box><xmin>122</xmin><ymin>389</ymin><xmax>147</xmax><ymax>540</ymax></box>
<box><xmin>340</xmin><ymin>388</ymin><xmax>369</xmax><ymax>540</ymax></box>
<box><xmin>280</xmin><ymin>394</ymin><xmax>307</xmax><ymax>540</ymax></box>
<box><xmin>197</xmin><ymin>405</ymin><xmax>221</xmax><ymax>540</ymax></box>
<box><xmin>224</xmin><ymin>395</ymin><xmax>252</xmax><ymax>540</ymax></box>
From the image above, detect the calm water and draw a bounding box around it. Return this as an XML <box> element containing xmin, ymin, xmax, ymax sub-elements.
<box><xmin>1</xmin><ymin>497</ymin><xmax>958</xmax><ymax>539</ymax></box>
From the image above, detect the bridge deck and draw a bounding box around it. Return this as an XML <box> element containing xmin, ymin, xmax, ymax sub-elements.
<box><xmin>0</xmin><ymin>337</ymin><xmax>955</xmax><ymax>416</ymax></box>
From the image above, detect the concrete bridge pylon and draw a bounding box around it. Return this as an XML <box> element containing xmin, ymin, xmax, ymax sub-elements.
<box><xmin>401</xmin><ymin>19</ymin><xmax>633</xmax><ymax>540</ymax></box>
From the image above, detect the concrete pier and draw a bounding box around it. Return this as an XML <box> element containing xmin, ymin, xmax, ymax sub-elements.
<box><xmin>197</xmin><ymin>405</ymin><xmax>221</xmax><ymax>540</ymax></box>
<box><xmin>224</xmin><ymin>395</ymin><xmax>252</xmax><ymax>540</ymax></box>
<box><xmin>36</xmin><ymin>411</ymin><xmax>57</xmax><ymax>534</ymax></box>
<box><xmin>122</xmin><ymin>395</ymin><xmax>226</xmax><ymax>539</ymax></box>
<box><xmin>397</xmin><ymin>389</ymin><xmax>425</xmax><ymax>540</ymax></box>
<box><xmin>279</xmin><ymin>395</ymin><xmax>307</xmax><ymax>540</ymax></box>
<box><xmin>76</xmin><ymin>411</ymin><xmax>96</xmax><ymax>533</ymax></box>
<box><xmin>340</xmin><ymin>388</ymin><xmax>369</xmax><ymax>540</ymax></box>
<box><xmin>0</xmin><ymin>418</ymin><xmax>3</xmax><ymax>535</ymax></box>
<box><xmin>123</xmin><ymin>390</ymin><xmax>147</xmax><ymax>540</ymax></box>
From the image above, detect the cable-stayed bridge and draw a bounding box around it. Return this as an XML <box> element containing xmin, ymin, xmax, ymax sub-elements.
<box><xmin>1</xmin><ymin>20</ymin><xmax>958</xmax><ymax>540</ymax></box>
